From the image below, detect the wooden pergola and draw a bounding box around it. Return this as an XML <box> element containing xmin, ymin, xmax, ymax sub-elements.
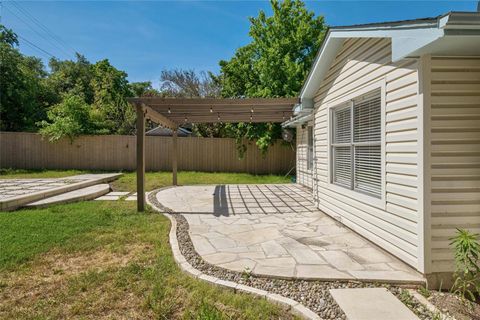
<box><xmin>127</xmin><ymin>97</ymin><xmax>299</xmax><ymax>211</ymax></box>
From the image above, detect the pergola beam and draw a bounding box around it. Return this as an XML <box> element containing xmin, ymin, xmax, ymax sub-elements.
<box><xmin>142</xmin><ymin>103</ymin><xmax>177</xmax><ymax>129</ymax></box>
<box><xmin>136</xmin><ymin>104</ymin><xmax>146</xmax><ymax>212</ymax></box>
<box><xmin>128</xmin><ymin>97</ymin><xmax>299</xmax><ymax>212</ymax></box>
<box><xmin>129</xmin><ymin>97</ymin><xmax>299</xmax><ymax>106</ymax></box>
<box><xmin>172</xmin><ymin>129</ymin><xmax>178</xmax><ymax>186</ymax></box>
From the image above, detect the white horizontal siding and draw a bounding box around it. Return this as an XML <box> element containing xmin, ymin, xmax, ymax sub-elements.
<box><xmin>296</xmin><ymin>124</ymin><xmax>313</xmax><ymax>189</ymax></box>
<box><xmin>313</xmin><ymin>38</ymin><xmax>421</xmax><ymax>270</ymax></box>
<box><xmin>429</xmin><ymin>56</ymin><xmax>480</xmax><ymax>273</ymax></box>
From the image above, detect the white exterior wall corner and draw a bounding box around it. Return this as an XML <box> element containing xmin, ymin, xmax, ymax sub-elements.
<box><xmin>428</xmin><ymin>56</ymin><xmax>480</xmax><ymax>278</ymax></box>
<box><xmin>296</xmin><ymin>123</ymin><xmax>313</xmax><ymax>189</ymax></box>
<box><xmin>312</xmin><ymin>38</ymin><xmax>423</xmax><ymax>271</ymax></box>
<box><xmin>417</xmin><ymin>54</ymin><xmax>432</xmax><ymax>275</ymax></box>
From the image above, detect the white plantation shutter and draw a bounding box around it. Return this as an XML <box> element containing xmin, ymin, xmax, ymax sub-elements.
<box><xmin>333</xmin><ymin>146</ymin><xmax>351</xmax><ymax>187</ymax></box>
<box><xmin>331</xmin><ymin>90</ymin><xmax>382</xmax><ymax>197</ymax></box>
<box><xmin>355</xmin><ymin>145</ymin><xmax>381</xmax><ymax>196</ymax></box>
<box><xmin>353</xmin><ymin>90</ymin><xmax>381</xmax><ymax>143</ymax></box>
<box><xmin>333</xmin><ymin>106</ymin><xmax>351</xmax><ymax>144</ymax></box>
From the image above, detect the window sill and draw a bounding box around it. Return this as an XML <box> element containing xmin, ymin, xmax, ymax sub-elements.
<box><xmin>327</xmin><ymin>182</ymin><xmax>386</xmax><ymax>211</ymax></box>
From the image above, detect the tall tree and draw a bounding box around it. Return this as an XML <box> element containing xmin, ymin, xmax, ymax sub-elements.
<box><xmin>91</xmin><ymin>59</ymin><xmax>135</xmax><ymax>134</ymax></box>
<box><xmin>0</xmin><ymin>25</ymin><xmax>53</xmax><ymax>131</ymax></box>
<box><xmin>128</xmin><ymin>81</ymin><xmax>159</xmax><ymax>97</ymax></box>
<box><xmin>159</xmin><ymin>69</ymin><xmax>220</xmax><ymax>98</ymax></box>
<box><xmin>47</xmin><ymin>54</ymin><xmax>94</xmax><ymax>104</ymax></box>
<box><xmin>158</xmin><ymin>69</ymin><xmax>225</xmax><ymax>137</ymax></box>
<box><xmin>39</xmin><ymin>93</ymin><xmax>107</xmax><ymax>141</ymax></box>
<box><xmin>41</xmin><ymin>57</ymin><xmax>137</xmax><ymax>140</ymax></box>
<box><xmin>217</xmin><ymin>0</ymin><xmax>326</xmax><ymax>152</ymax></box>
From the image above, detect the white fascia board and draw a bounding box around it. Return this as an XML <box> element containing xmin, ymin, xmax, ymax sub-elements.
<box><xmin>331</xmin><ymin>27</ymin><xmax>444</xmax><ymax>61</ymax></box>
<box><xmin>300</xmin><ymin>12</ymin><xmax>480</xmax><ymax>100</ymax></box>
<box><xmin>300</xmin><ymin>36</ymin><xmax>344</xmax><ymax>100</ymax></box>
<box><xmin>300</xmin><ymin>27</ymin><xmax>442</xmax><ymax>99</ymax></box>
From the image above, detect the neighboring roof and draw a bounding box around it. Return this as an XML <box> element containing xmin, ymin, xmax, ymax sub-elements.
<box><xmin>146</xmin><ymin>126</ymin><xmax>192</xmax><ymax>136</ymax></box>
<box><xmin>300</xmin><ymin>11</ymin><xmax>480</xmax><ymax>100</ymax></box>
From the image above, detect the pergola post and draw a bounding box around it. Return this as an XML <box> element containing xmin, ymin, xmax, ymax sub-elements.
<box><xmin>172</xmin><ymin>127</ymin><xmax>178</xmax><ymax>186</ymax></box>
<box><xmin>136</xmin><ymin>104</ymin><xmax>146</xmax><ymax>212</ymax></box>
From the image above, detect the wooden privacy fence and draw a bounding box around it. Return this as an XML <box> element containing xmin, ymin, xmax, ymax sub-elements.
<box><xmin>0</xmin><ymin>132</ymin><xmax>295</xmax><ymax>174</ymax></box>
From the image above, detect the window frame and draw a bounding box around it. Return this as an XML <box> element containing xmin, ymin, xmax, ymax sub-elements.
<box><xmin>327</xmin><ymin>80</ymin><xmax>386</xmax><ymax>209</ymax></box>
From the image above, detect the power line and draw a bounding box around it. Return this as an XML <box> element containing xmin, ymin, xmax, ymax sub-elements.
<box><xmin>2</xmin><ymin>2</ymin><xmax>56</xmax><ymax>59</ymax></box>
<box><xmin>17</xmin><ymin>34</ymin><xmax>55</xmax><ymax>58</ymax></box>
<box><xmin>3</xmin><ymin>5</ymin><xmax>70</xmax><ymax>59</ymax></box>
<box><xmin>10</xmin><ymin>0</ymin><xmax>77</xmax><ymax>56</ymax></box>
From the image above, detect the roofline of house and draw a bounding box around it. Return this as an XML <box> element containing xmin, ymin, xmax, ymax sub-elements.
<box><xmin>298</xmin><ymin>11</ymin><xmax>480</xmax><ymax>102</ymax></box>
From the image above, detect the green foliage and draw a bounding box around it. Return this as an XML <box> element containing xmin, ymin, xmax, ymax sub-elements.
<box><xmin>0</xmin><ymin>25</ymin><xmax>53</xmax><ymax>132</ymax></box>
<box><xmin>47</xmin><ymin>54</ymin><xmax>94</xmax><ymax>104</ymax></box>
<box><xmin>128</xmin><ymin>81</ymin><xmax>159</xmax><ymax>97</ymax></box>
<box><xmin>219</xmin><ymin>0</ymin><xmax>325</xmax><ymax>98</ymax></box>
<box><xmin>418</xmin><ymin>286</ymin><xmax>431</xmax><ymax>298</ymax></box>
<box><xmin>216</xmin><ymin>0</ymin><xmax>326</xmax><ymax>152</ymax></box>
<box><xmin>225</xmin><ymin>122</ymin><xmax>283</xmax><ymax>156</ymax></box>
<box><xmin>91</xmin><ymin>59</ymin><xmax>136</xmax><ymax>134</ymax></box>
<box><xmin>40</xmin><ymin>57</ymin><xmax>136</xmax><ymax>139</ymax></box>
<box><xmin>1</xmin><ymin>29</ymin><xmax>136</xmax><ymax>138</ymax></box>
<box><xmin>0</xmin><ymin>24</ymin><xmax>19</xmax><ymax>46</ymax></box>
<box><xmin>450</xmin><ymin>229</ymin><xmax>480</xmax><ymax>301</ymax></box>
<box><xmin>38</xmin><ymin>94</ymin><xmax>108</xmax><ymax>141</ymax></box>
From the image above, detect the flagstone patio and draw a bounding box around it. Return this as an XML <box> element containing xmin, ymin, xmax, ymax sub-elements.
<box><xmin>155</xmin><ymin>184</ymin><xmax>424</xmax><ymax>284</ymax></box>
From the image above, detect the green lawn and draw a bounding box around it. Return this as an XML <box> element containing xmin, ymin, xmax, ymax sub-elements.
<box><xmin>113</xmin><ymin>171</ymin><xmax>291</xmax><ymax>192</ymax></box>
<box><xmin>0</xmin><ymin>201</ymin><xmax>294</xmax><ymax>319</ymax></box>
<box><xmin>0</xmin><ymin>168</ymin><xmax>89</xmax><ymax>179</ymax></box>
<box><xmin>0</xmin><ymin>169</ymin><xmax>291</xmax><ymax>192</ymax></box>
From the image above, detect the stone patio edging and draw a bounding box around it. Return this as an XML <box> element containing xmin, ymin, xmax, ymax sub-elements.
<box><xmin>146</xmin><ymin>188</ymin><xmax>321</xmax><ymax>320</ymax></box>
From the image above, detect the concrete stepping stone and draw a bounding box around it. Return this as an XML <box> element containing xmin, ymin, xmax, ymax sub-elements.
<box><xmin>329</xmin><ymin>288</ymin><xmax>419</xmax><ymax>320</ymax></box>
<box><xmin>25</xmin><ymin>184</ymin><xmax>110</xmax><ymax>208</ymax></box>
<box><xmin>109</xmin><ymin>191</ymin><xmax>130</xmax><ymax>197</ymax></box>
<box><xmin>95</xmin><ymin>195</ymin><xmax>121</xmax><ymax>201</ymax></box>
<box><xmin>125</xmin><ymin>192</ymin><xmax>137</xmax><ymax>201</ymax></box>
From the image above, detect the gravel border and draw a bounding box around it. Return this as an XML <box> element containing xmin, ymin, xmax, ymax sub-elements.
<box><xmin>147</xmin><ymin>188</ymin><xmax>439</xmax><ymax>320</ymax></box>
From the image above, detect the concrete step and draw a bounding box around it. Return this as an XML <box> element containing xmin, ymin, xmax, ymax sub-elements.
<box><xmin>24</xmin><ymin>184</ymin><xmax>110</xmax><ymax>209</ymax></box>
<box><xmin>329</xmin><ymin>288</ymin><xmax>419</xmax><ymax>320</ymax></box>
<box><xmin>1</xmin><ymin>173</ymin><xmax>122</xmax><ymax>211</ymax></box>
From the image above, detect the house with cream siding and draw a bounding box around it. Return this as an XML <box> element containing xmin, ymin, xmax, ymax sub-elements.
<box><xmin>283</xmin><ymin>11</ymin><xmax>480</xmax><ymax>287</ymax></box>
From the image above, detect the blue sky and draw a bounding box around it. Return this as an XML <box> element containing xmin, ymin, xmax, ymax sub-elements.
<box><xmin>2</xmin><ymin>1</ymin><xmax>478</xmax><ymax>86</ymax></box>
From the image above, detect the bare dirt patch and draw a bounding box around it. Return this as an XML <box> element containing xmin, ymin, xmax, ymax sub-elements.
<box><xmin>429</xmin><ymin>292</ymin><xmax>480</xmax><ymax>320</ymax></box>
<box><xmin>0</xmin><ymin>243</ymin><xmax>154</xmax><ymax>319</ymax></box>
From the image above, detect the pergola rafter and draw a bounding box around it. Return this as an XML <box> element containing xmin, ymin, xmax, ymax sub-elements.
<box><xmin>127</xmin><ymin>97</ymin><xmax>299</xmax><ymax>212</ymax></box>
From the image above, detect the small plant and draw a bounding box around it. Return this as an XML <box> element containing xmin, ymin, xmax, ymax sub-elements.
<box><xmin>450</xmin><ymin>228</ymin><xmax>480</xmax><ymax>302</ymax></box>
<box><xmin>418</xmin><ymin>286</ymin><xmax>431</xmax><ymax>298</ymax></box>
<box><xmin>432</xmin><ymin>311</ymin><xmax>442</xmax><ymax>320</ymax></box>
<box><xmin>399</xmin><ymin>289</ymin><xmax>414</xmax><ymax>307</ymax></box>
<box><xmin>241</xmin><ymin>266</ymin><xmax>252</xmax><ymax>281</ymax></box>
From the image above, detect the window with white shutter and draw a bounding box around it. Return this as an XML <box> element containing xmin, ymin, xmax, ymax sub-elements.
<box><xmin>331</xmin><ymin>89</ymin><xmax>382</xmax><ymax>197</ymax></box>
